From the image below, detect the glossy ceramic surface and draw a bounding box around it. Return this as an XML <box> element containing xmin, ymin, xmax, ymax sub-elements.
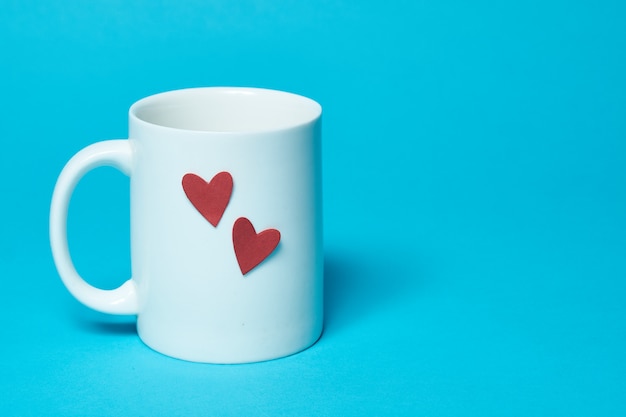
<box><xmin>50</xmin><ymin>87</ymin><xmax>323</xmax><ymax>363</ymax></box>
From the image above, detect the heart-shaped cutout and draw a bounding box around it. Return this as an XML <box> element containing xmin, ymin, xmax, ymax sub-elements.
<box><xmin>182</xmin><ymin>172</ymin><xmax>233</xmax><ymax>227</ymax></box>
<box><xmin>233</xmin><ymin>217</ymin><xmax>281</xmax><ymax>275</ymax></box>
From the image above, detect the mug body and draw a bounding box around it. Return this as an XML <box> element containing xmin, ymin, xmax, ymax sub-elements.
<box><xmin>128</xmin><ymin>88</ymin><xmax>323</xmax><ymax>363</ymax></box>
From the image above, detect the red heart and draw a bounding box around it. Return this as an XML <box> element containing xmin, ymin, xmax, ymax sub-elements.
<box><xmin>182</xmin><ymin>172</ymin><xmax>233</xmax><ymax>227</ymax></box>
<box><xmin>233</xmin><ymin>217</ymin><xmax>281</xmax><ymax>275</ymax></box>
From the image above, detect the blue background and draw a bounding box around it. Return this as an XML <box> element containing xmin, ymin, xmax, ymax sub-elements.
<box><xmin>1</xmin><ymin>1</ymin><xmax>625</xmax><ymax>415</ymax></box>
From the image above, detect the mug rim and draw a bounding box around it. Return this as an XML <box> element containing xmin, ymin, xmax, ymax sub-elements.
<box><xmin>129</xmin><ymin>87</ymin><xmax>322</xmax><ymax>134</ymax></box>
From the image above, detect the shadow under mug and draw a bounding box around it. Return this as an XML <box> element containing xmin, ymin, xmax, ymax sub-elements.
<box><xmin>50</xmin><ymin>87</ymin><xmax>323</xmax><ymax>363</ymax></box>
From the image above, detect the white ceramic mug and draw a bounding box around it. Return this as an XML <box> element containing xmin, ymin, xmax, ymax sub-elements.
<box><xmin>50</xmin><ymin>87</ymin><xmax>323</xmax><ymax>363</ymax></box>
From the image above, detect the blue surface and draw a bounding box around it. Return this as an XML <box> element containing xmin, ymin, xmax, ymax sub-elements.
<box><xmin>1</xmin><ymin>1</ymin><xmax>625</xmax><ymax>415</ymax></box>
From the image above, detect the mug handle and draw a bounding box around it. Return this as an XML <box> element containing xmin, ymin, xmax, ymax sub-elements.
<box><xmin>50</xmin><ymin>140</ymin><xmax>138</xmax><ymax>315</ymax></box>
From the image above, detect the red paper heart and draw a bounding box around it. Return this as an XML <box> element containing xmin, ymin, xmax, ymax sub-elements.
<box><xmin>182</xmin><ymin>172</ymin><xmax>233</xmax><ymax>227</ymax></box>
<box><xmin>233</xmin><ymin>217</ymin><xmax>281</xmax><ymax>275</ymax></box>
